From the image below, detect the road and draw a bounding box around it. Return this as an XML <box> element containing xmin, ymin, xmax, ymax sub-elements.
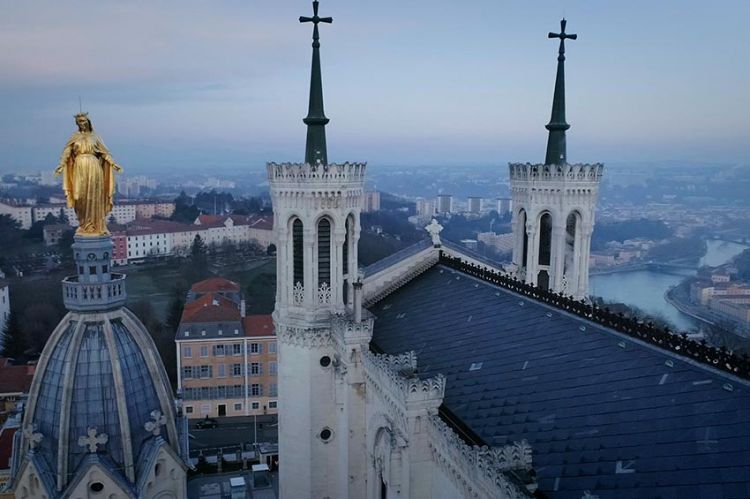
<box><xmin>189</xmin><ymin>415</ymin><xmax>278</xmax><ymax>456</ymax></box>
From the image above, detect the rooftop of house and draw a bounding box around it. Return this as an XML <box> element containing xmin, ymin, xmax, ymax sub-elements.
<box><xmin>370</xmin><ymin>255</ymin><xmax>750</xmax><ymax>499</ymax></box>
<box><xmin>0</xmin><ymin>359</ymin><xmax>35</xmax><ymax>395</ymax></box>
<box><xmin>242</xmin><ymin>315</ymin><xmax>275</xmax><ymax>338</ymax></box>
<box><xmin>180</xmin><ymin>293</ymin><xmax>241</xmax><ymax>324</ymax></box>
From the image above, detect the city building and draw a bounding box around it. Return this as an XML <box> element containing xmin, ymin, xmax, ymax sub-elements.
<box><xmin>8</xmin><ymin>231</ymin><xmax>189</xmax><ymax>497</ymax></box>
<box><xmin>0</xmin><ymin>359</ymin><xmax>34</xmax><ymax>426</ymax></box>
<box><xmin>0</xmin><ymin>199</ymin><xmax>176</xmax><ymax>230</ymax></box>
<box><xmin>477</xmin><ymin>231</ymin><xmax>514</xmax><ymax>253</ymax></box>
<box><xmin>415</xmin><ymin>197</ymin><xmax>435</xmax><ymax>218</ymax></box>
<box><xmin>363</xmin><ymin>191</ymin><xmax>381</xmax><ymax>212</ymax></box>
<box><xmin>42</xmin><ymin>224</ymin><xmax>71</xmax><ymax>246</ymax></box>
<box><xmin>436</xmin><ymin>193</ymin><xmax>452</xmax><ymax>213</ymax></box>
<box><xmin>467</xmin><ymin>196</ymin><xmax>482</xmax><ymax>214</ymax></box>
<box><xmin>174</xmin><ymin>277</ymin><xmax>277</xmax><ymax>418</ymax></box>
<box><xmin>496</xmin><ymin>197</ymin><xmax>512</xmax><ymax>215</ymax></box>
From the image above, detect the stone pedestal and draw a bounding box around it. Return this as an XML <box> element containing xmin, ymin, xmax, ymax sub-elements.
<box><xmin>63</xmin><ymin>234</ymin><xmax>127</xmax><ymax>312</ymax></box>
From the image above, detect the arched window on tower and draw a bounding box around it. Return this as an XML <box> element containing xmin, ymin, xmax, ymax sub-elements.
<box><xmin>519</xmin><ymin>209</ymin><xmax>528</xmax><ymax>269</ymax></box>
<box><xmin>318</xmin><ymin>218</ymin><xmax>331</xmax><ymax>287</ymax></box>
<box><xmin>292</xmin><ymin>218</ymin><xmax>304</xmax><ymax>287</ymax></box>
<box><xmin>563</xmin><ymin>212</ymin><xmax>579</xmax><ymax>290</ymax></box>
<box><xmin>538</xmin><ymin>212</ymin><xmax>552</xmax><ymax>267</ymax></box>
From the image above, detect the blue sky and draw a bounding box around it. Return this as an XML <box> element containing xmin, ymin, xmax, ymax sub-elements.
<box><xmin>0</xmin><ymin>1</ymin><xmax>747</xmax><ymax>173</ymax></box>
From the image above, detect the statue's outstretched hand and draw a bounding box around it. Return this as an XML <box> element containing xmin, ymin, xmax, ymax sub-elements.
<box><xmin>54</xmin><ymin>165</ymin><xmax>64</xmax><ymax>175</ymax></box>
<box><xmin>113</xmin><ymin>163</ymin><xmax>123</xmax><ymax>172</ymax></box>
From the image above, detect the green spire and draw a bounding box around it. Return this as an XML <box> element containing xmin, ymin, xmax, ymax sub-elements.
<box><xmin>300</xmin><ymin>1</ymin><xmax>333</xmax><ymax>166</ymax></box>
<box><xmin>545</xmin><ymin>19</ymin><xmax>577</xmax><ymax>166</ymax></box>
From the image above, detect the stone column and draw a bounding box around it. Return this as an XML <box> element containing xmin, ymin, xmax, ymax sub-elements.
<box><xmin>525</xmin><ymin>224</ymin><xmax>538</xmax><ymax>285</ymax></box>
<box><xmin>304</xmin><ymin>228</ymin><xmax>316</xmax><ymax>310</ymax></box>
<box><xmin>551</xmin><ymin>221</ymin><xmax>566</xmax><ymax>292</ymax></box>
<box><xmin>276</xmin><ymin>225</ymin><xmax>289</xmax><ymax>306</ymax></box>
<box><xmin>333</xmin><ymin>228</ymin><xmax>346</xmax><ymax>312</ymax></box>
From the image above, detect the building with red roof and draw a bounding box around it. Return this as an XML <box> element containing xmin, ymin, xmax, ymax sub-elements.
<box><xmin>175</xmin><ymin>278</ymin><xmax>276</xmax><ymax>419</ymax></box>
<box><xmin>0</xmin><ymin>358</ymin><xmax>35</xmax><ymax>426</ymax></box>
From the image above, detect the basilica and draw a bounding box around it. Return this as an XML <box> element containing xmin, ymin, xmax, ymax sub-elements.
<box><xmin>6</xmin><ymin>2</ymin><xmax>750</xmax><ymax>499</ymax></box>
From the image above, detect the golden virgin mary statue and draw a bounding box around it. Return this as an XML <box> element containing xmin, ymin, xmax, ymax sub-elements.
<box><xmin>55</xmin><ymin>113</ymin><xmax>122</xmax><ymax>236</ymax></box>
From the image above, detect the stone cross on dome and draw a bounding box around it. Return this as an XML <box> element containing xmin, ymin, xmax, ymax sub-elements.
<box><xmin>144</xmin><ymin>409</ymin><xmax>168</xmax><ymax>436</ymax></box>
<box><xmin>78</xmin><ymin>427</ymin><xmax>109</xmax><ymax>453</ymax></box>
<box><xmin>425</xmin><ymin>219</ymin><xmax>444</xmax><ymax>247</ymax></box>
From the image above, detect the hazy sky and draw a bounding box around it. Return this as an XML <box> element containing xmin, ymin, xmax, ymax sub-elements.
<box><xmin>0</xmin><ymin>1</ymin><xmax>747</xmax><ymax>173</ymax></box>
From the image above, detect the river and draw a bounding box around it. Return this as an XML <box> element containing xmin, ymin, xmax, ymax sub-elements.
<box><xmin>590</xmin><ymin>240</ymin><xmax>749</xmax><ymax>331</ymax></box>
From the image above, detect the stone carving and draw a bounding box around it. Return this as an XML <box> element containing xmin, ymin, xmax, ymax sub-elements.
<box><xmin>78</xmin><ymin>427</ymin><xmax>109</xmax><ymax>453</ymax></box>
<box><xmin>425</xmin><ymin>219</ymin><xmax>444</xmax><ymax>247</ymax></box>
<box><xmin>426</xmin><ymin>415</ymin><xmax>532</xmax><ymax>499</ymax></box>
<box><xmin>318</xmin><ymin>282</ymin><xmax>332</xmax><ymax>305</ymax></box>
<box><xmin>276</xmin><ymin>323</ymin><xmax>332</xmax><ymax>348</ymax></box>
<box><xmin>293</xmin><ymin>281</ymin><xmax>304</xmax><ymax>306</ymax></box>
<box><xmin>267</xmin><ymin>161</ymin><xmax>367</xmax><ymax>184</ymax></box>
<box><xmin>144</xmin><ymin>409</ymin><xmax>167</xmax><ymax>436</ymax></box>
<box><xmin>23</xmin><ymin>425</ymin><xmax>43</xmax><ymax>450</ymax></box>
<box><xmin>362</xmin><ymin>350</ymin><xmax>445</xmax><ymax>408</ymax></box>
<box><xmin>508</xmin><ymin>162</ymin><xmax>603</xmax><ymax>182</ymax></box>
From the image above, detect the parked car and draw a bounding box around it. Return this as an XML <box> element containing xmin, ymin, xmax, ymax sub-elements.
<box><xmin>196</xmin><ymin>418</ymin><xmax>219</xmax><ymax>429</ymax></box>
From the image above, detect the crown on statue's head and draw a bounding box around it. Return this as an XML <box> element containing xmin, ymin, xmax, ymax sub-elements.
<box><xmin>74</xmin><ymin>112</ymin><xmax>89</xmax><ymax>119</ymax></box>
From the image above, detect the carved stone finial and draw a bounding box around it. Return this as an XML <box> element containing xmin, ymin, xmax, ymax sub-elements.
<box><xmin>23</xmin><ymin>425</ymin><xmax>43</xmax><ymax>450</ymax></box>
<box><xmin>425</xmin><ymin>219</ymin><xmax>443</xmax><ymax>247</ymax></box>
<box><xmin>78</xmin><ymin>427</ymin><xmax>108</xmax><ymax>453</ymax></box>
<box><xmin>144</xmin><ymin>409</ymin><xmax>168</xmax><ymax>436</ymax></box>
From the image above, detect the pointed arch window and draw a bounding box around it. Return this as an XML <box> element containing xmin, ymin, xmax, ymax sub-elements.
<box><xmin>318</xmin><ymin>218</ymin><xmax>331</xmax><ymax>286</ymax></box>
<box><xmin>538</xmin><ymin>213</ymin><xmax>552</xmax><ymax>266</ymax></box>
<box><xmin>292</xmin><ymin>218</ymin><xmax>304</xmax><ymax>286</ymax></box>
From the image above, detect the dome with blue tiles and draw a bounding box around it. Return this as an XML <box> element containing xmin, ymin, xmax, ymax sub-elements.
<box><xmin>12</xmin><ymin>235</ymin><xmax>188</xmax><ymax>498</ymax></box>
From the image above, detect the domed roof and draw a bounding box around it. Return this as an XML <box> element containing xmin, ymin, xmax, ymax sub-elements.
<box><xmin>22</xmin><ymin>307</ymin><xmax>179</xmax><ymax>491</ymax></box>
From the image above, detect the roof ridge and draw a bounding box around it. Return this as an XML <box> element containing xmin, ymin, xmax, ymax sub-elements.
<box><xmin>438</xmin><ymin>251</ymin><xmax>750</xmax><ymax>380</ymax></box>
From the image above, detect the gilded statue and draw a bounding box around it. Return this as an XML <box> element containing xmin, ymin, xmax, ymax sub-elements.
<box><xmin>55</xmin><ymin>113</ymin><xmax>122</xmax><ymax>236</ymax></box>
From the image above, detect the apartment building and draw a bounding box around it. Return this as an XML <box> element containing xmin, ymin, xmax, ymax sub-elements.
<box><xmin>175</xmin><ymin>278</ymin><xmax>277</xmax><ymax>419</ymax></box>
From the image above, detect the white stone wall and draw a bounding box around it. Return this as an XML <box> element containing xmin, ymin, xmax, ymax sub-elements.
<box><xmin>509</xmin><ymin>163</ymin><xmax>603</xmax><ymax>299</ymax></box>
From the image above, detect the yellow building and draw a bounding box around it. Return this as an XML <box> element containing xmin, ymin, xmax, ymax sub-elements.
<box><xmin>175</xmin><ymin>278</ymin><xmax>278</xmax><ymax>418</ymax></box>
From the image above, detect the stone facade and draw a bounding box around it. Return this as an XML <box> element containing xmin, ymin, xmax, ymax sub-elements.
<box><xmin>509</xmin><ymin>162</ymin><xmax>603</xmax><ymax>299</ymax></box>
<box><xmin>268</xmin><ymin>161</ymin><xmax>532</xmax><ymax>498</ymax></box>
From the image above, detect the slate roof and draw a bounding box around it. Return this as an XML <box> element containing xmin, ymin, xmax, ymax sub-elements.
<box><xmin>242</xmin><ymin>315</ymin><xmax>275</xmax><ymax>337</ymax></box>
<box><xmin>371</xmin><ymin>264</ymin><xmax>750</xmax><ymax>499</ymax></box>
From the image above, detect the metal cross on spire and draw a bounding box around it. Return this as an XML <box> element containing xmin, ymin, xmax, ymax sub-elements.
<box><xmin>300</xmin><ymin>1</ymin><xmax>333</xmax><ymax>166</ymax></box>
<box><xmin>544</xmin><ymin>19</ymin><xmax>578</xmax><ymax>166</ymax></box>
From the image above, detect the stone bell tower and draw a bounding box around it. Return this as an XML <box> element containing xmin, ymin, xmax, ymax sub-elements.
<box><xmin>267</xmin><ymin>1</ymin><xmax>365</xmax><ymax>497</ymax></box>
<box><xmin>509</xmin><ymin>19</ymin><xmax>603</xmax><ymax>300</ymax></box>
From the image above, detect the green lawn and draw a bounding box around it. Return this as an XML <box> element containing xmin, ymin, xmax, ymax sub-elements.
<box><xmin>124</xmin><ymin>257</ymin><xmax>277</xmax><ymax>320</ymax></box>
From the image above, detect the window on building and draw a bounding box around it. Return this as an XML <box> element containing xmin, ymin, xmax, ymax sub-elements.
<box><xmin>269</xmin><ymin>362</ymin><xmax>277</xmax><ymax>375</ymax></box>
<box><xmin>200</xmin><ymin>365</ymin><xmax>212</xmax><ymax>378</ymax></box>
<box><xmin>292</xmin><ymin>218</ymin><xmax>304</xmax><ymax>287</ymax></box>
<box><xmin>200</xmin><ymin>346</ymin><xmax>209</xmax><ymax>357</ymax></box>
<box><xmin>232</xmin><ymin>343</ymin><xmax>242</xmax><ymax>355</ymax></box>
<box><xmin>218</xmin><ymin>364</ymin><xmax>226</xmax><ymax>378</ymax></box>
<box><xmin>318</xmin><ymin>217</ymin><xmax>331</xmax><ymax>286</ymax></box>
<box><xmin>269</xmin><ymin>401</ymin><xmax>277</xmax><ymax>409</ymax></box>
<box><xmin>269</xmin><ymin>342</ymin><xmax>277</xmax><ymax>354</ymax></box>
<box><xmin>214</xmin><ymin>344</ymin><xmax>226</xmax><ymax>356</ymax></box>
<box><xmin>250</xmin><ymin>363</ymin><xmax>261</xmax><ymax>376</ymax></box>
<box><xmin>233</xmin><ymin>363</ymin><xmax>242</xmax><ymax>376</ymax></box>
<box><xmin>234</xmin><ymin>403</ymin><xmax>242</xmax><ymax>411</ymax></box>
<box><xmin>182</xmin><ymin>366</ymin><xmax>193</xmax><ymax>379</ymax></box>
<box><xmin>183</xmin><ymin>346</ymin><xmax>192</xmax><ymax>358</ymax></box>
<box><xmin>251</xmin><ymin>384</ymin><xmax>262</xmax><ymax>396</ymax></box>
<box><xmin>185</xmin><ymin>406</ymin><xmax>194</xmax><ymax>414</ymax></box>
<box><xmin>270</xmin><ymin>383</ymin><xmax>278</xmax><ymax>397</ymax></box>
<box><xmin>251</xmin><ymin>402</ymin><xmax>260</xmax><ymax>410</ymax></box>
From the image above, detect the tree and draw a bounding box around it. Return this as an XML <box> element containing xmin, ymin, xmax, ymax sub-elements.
<box><xmin>1</xmin><ymin>310</ymin><xmax>27</xmax><ymax>360</ymax></box>
<box><xmin>191</xmin><ymin>234</ymin><xmax>207</xmax><ymax>260</ymax></box>
<box><xmin>58</xmin><ymin>208</ymin><xmax>69</xmax><ymax>225</ymax></box>
<box><xmin>130</xmin><ymin>300</ymin><xmax>177</xmax><ymax>387</ymax></box>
